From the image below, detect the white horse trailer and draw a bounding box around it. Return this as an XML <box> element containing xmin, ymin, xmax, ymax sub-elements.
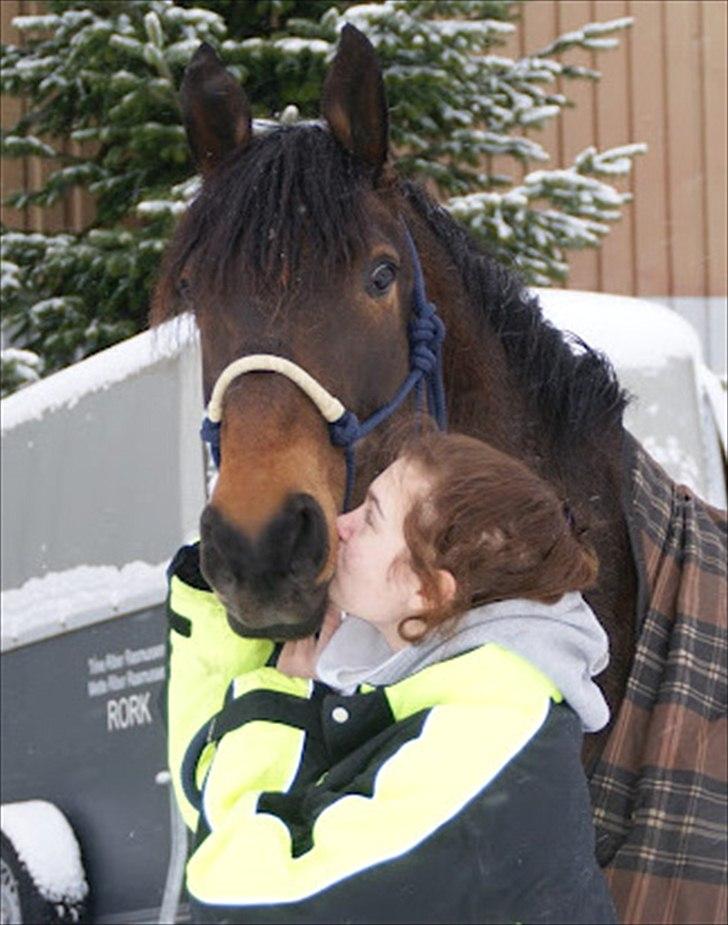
<box><xmin>1</xmin><ymin>315</ymin><xmax>204</xmax><ymax>924</ymax></box>
<box><xmin>1</xmin><ymin>296</ymin><xmax>725</xmax><ymax>924</ymax></box>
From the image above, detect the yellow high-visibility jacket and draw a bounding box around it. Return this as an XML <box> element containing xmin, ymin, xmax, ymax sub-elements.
<box><xmin>166</xmin><ymin>542</ymin><xmax>616</xmax><ymax>925</ymax></box>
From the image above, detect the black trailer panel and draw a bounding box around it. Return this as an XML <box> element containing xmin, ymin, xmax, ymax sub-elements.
<box><xmin>1</xmin><ymin>604</ymin><xmax>175</xmax><ymax>922</ymax></box>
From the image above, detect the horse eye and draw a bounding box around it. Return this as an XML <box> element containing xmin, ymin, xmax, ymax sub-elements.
<box><xmin>369</xmin><ymin>262</ymin><xmax>397</xmax><ymax>296</ymax></box>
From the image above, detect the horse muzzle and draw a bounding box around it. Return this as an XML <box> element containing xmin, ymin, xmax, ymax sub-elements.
<box><xmin>199</xmin><ymin>496</ymin><xmax>330</xmax><ymax>640</ymax></box>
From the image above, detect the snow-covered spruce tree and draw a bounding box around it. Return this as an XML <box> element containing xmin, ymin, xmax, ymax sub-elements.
<box><xmin>0</xmin><ymin>0</ymin><xmax>645</xmax><ymax>396</ymax></box>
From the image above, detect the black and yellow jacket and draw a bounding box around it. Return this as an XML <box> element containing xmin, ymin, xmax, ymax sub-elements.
<box><xmin>166</xmin><ymin>543</ymin><xmax>616</xmax><ymax>924</ymax></box>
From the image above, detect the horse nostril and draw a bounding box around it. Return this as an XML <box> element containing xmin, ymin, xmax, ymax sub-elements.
<box><xmin>199</xmin><ymin>505</ymin><xmax>253</xmax><ymax>591</ymax></box>
<box><xmin>271</xmin><ymin>494</ymin><xmax>329</xmax><ymax>579</ymax></box>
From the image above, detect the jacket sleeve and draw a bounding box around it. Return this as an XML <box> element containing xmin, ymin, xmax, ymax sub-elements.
<box><xmin>187</xmin><ymin>698</ymin><xmax>542</xmax><ymax>904</ymax></box>
<box><xmin>181</xmin><ymin>646</ymin><xmax>616</xmax><ymax>924</ymax></box>
<box><xmin>184</xmin><ymin>693</ymin><xmax>615</xmax><ymax>923</ymax></box>
<box><xmin>165</xmin><ymin>542</ymin><xmax>275</xmax><ymax>831</ymax></box>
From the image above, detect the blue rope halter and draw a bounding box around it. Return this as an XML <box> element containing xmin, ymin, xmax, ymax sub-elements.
<box><xmin>201</xmin><ymin>227</ymin><xmax>447</xmax><ymax>511</ymax></box>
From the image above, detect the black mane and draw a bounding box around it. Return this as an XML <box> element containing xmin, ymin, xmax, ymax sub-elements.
<box><xmin>163</xmin><ymin>124</ymin><xmax>375</xmax><ymax>297</ymax></box>
<box><xmin>402</xmin><ymin>181</ymin><xmax>629</xmax><ymax>450</ymax></box>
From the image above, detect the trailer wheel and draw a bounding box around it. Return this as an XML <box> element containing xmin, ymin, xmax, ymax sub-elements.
<box><xmin>1</xmin><ymin>831</ymin><xmax>46</xmax><ymax>924</ymax></box>
<box><xmin>0</xmin><ymin>831</ymin><xmax>87</xmax><ymax>924</ymax></box>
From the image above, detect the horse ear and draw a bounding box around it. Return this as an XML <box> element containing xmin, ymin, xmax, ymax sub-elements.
<box><xmin>181</xmin><ymin>42</ymin><xmax>252</xmax><ymax>176</ymax></box>
<box><xmin>321</xmin><ymin>24</ymin><xmax>389</xmax><ymax>171</ymax></box>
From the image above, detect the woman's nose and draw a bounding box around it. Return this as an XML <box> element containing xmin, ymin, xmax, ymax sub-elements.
<box><xmin>336</xmin><ymin>508</ymin><xmax>357</xmax><ymax>541</ymax></box>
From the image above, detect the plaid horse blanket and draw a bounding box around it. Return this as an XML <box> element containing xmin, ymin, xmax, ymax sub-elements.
<box><xmin>589</xmin><ymin>435</ymin><xmax>727</xmax><ymax>924</ymax></box>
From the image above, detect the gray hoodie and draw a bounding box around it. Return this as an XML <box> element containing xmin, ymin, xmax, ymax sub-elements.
<box><xmin>316</xmin><ymin>591</ymin><xmax>610</xmax><ymax>733</ymax></box>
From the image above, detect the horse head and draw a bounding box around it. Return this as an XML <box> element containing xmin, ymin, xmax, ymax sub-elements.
<box><xmin>154</xmin><ymin>26</ymin><xmax>438</xmax><ymax>639</ymax></box>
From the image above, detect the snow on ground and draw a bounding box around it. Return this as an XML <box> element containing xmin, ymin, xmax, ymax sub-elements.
<box><xmin>1</xmin><ymin>560</ymin><xmax>168</xmax><ymax>650</ymax></box>
<box><xmin>1</xmin><ymin>800</ymin><xmax>88</xmax><ymax>903</ymax></box>
<box><xmin>1</xmin><ymin>313</ymin><xmax>197</xmax><ymax>434</ymax></box>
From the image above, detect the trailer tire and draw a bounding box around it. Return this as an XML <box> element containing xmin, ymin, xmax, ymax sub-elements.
<box><xmin>0</xmin><ymin>832</ymin><xmax>86</xmax><ymax>924</ymax></box>
<box><xmin>1</xmin><ymin>831</ymin><xmax>46</xmax><ymax>924</ymax></box>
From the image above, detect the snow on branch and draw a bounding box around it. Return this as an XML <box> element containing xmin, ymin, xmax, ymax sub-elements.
<box><xmin>533</xmin><ymin>16</ymin><xmax>634</xmax><ymax>58</ymax></box>
<box><xmin>1</xmin><ymin>134</ymin><xmax>57</xmax><ymax>158</ymax></box>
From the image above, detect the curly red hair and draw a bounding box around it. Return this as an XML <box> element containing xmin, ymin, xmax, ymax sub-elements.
<box><xmin>390</xmin><ymin>428</ymin><xmax>598</xmax><ymax>642</ymax></box>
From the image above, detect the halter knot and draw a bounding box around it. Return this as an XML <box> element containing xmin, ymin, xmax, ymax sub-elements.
<box><xmin>409</xmin><ymin>310</ymin><xmax>445</xmax><ymax>346</ymax></box>
<box><xmin>409</xmin><ymin>312</ymin><xmax>446</xmax><ymax>375</ymax></box>
<box><xmin>329</xmin><ymin>410</ymin><xmax>361</xmax><ymax>448</ymax></box>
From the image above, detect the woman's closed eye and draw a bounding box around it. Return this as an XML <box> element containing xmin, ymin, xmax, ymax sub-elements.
<box><xmin>363</xmin><ymin>488</ymin><xmax>383</xmax><ymax>529</ymax></box>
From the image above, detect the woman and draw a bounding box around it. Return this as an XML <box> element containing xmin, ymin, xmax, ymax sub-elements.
<box><xmin>166</xmin><ymin>430</ymin><xmax>617</xmax><ymax>924</ymax></box>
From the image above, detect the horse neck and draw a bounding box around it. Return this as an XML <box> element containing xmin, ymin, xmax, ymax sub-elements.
<box><xmin>424</xmin><ymin>245</ymin><xmax>637</xmax><ymax>746</ymax></box>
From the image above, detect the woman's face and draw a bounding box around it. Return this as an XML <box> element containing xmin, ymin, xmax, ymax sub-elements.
<box><xmin>328</xmin><ymin>457</ymin><xmax>430</xmax><ymax>645</ymax></box>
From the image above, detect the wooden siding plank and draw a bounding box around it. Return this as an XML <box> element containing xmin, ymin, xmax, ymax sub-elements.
<box><xmin>627</xmin><ymin>1</ymin><xmax>671</xmax><ymax>296</ymax></box>
<box><xmin>593</xmin><ymin>0</ymin><xmax>635</xmax><ymax>295</ymax></box>
<box><xmin>486</xmin><ymin>7</ymin><xmax>522</xmax><ymax>187</ymax></box>
<box><xmin>701</xmin><ymin>0</ymin><xmax>727</xmax><ymax>298</ymax></box>
<box><xmin>555</xmin><ymin>0</ymin><xmax>600</xmax><ymax>291</ymax></box>
<box><xmin>1</xmin><ymin>0</ymin><xmax>95</xmax><ymax>234</ymax></box>
<box><xmin>69</xmin><ymin>140</ymin><xmax>91</xmax><ymax>232</ymax></box>
<box><xmin>24</xmin><ymin>0</ymin><xmax>44</xmax><ymax>234</ymax></box>
<box><xmin>25</xmin><ymin>0</ymin><xmax>66</xmax><ymax>234</ymax></box>
<box><xmin>520</xmin><ymin>0</ymin><xmax>562</xmax><ymax>171</ymax></box>
<box><xmin>1</xmin><ymin>0</ymin><xmax>29</xmax><ymax>230</ymax></box>
<box><xmin>664</xmin><ymin>0</ymin><xmax>706</xmax><ymax>296</ymax></box>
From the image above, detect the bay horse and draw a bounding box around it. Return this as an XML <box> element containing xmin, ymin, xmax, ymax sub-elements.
<box><xmin>152</xmin><ymin>26</ymin><xmax>726</xmax><ymax>925</ymax></box>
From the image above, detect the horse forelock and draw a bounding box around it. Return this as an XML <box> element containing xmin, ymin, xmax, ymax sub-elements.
<box><xmin>152</xmin><ymin>124</ymin><xmax>390</xmax><ymax>324</ymax></box>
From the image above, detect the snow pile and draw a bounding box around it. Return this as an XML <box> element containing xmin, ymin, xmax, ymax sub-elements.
<box><xmin>1</xmin><ymin>561</ymin><xmax>168</xmax><ymax>647</ymax></box>
<box><xmin>0</xmin><ymin>801</ymin><xmax>88</xmax><ymax>903</ymax></box>
<box><xmin>1</xmin><ymin>313</ymin><xmax>198</xmax><ymax>434</ymax></box>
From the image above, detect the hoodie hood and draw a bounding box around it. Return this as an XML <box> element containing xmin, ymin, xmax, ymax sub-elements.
<box><xmin>316</xmin><ymin>592</ymin><xmax>610</xmax><ymax>732</ymax></box>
